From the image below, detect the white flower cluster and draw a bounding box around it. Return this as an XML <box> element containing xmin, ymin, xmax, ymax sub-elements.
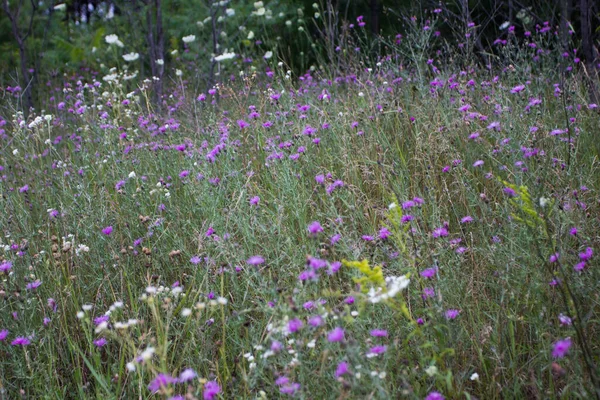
<box><xmin>105</xmin><ymin>34</ymin><xmax>124</xmax><ymax>48</ymax></box>
<box><xmin>367</xmin><ymin>275</ymin><xmax>410</xmax><ymax>303</ymax></box>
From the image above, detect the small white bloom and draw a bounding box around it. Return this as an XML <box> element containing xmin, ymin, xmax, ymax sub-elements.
<box><xmin>247</xmin><ymin>31</ymin><xmax>255</xmax><ymax>40</ymax></box>
<box><xmin>126</xmin><ymin>362</ymin><xmax>136</xmax><ymax>372</ymax></box>
<box><xmin>82</xmin><ymin>304</ymin><xmax>93</xmax><ymax>311</ymax></box>
<box><xmin>76</xmin><ymin>311</ymin><xmax>85</xmax><ymax>319</ymax></box>
<box><xmin>470</xmin><ymin>372</ymin><xmax>480</xmax><ymax>381</ymax></box>
<box><xmin>225</xmin><ymin>8</ymin><xmax>235</xmax><ymax>16</ymax></box>
<box><xmin>217</xmin><ymin>296</ymin><xmax>228</xmax><ymax>305</ymax></box>
<box><xmin>105</xmin><ymin>34</ymin><xmax>119</xmax><ymax>44</ymax></box>
<box><xmin>128</xmin><ymin>171</ymin><xmax>136</xmax><ymax>179</ymax></box>
<box><xmin>181</xmin><ymin>308</ymin><xmax>192</xmax><ymax>317</ymax></box>
<box><xmin>176</xmin><ymin>69</ymin><xmax>183</xmax><ymax>77</ymax></box>
<box><xmin>263</xmin><ymin>51</ymin><xmax>273</xmax><ymax>59</ymax></box>
<box><xmin>122</xmin><ymin>52</ymin><xmax>139</xmax><ymax>62</ymax></box>
<box><xmin>182</xmin><ymin>35</ymin><xmax>196</xmax><ymax>43</ymax></box>
<box><xmin>156</xmin><ymin>59</ymin><xmax>164</xmax><ymax>65</ymax></box>
<box><xmin>214</xmin><ymin>52</ymin><xmax>236</xmax><ymax>62</ymax></box>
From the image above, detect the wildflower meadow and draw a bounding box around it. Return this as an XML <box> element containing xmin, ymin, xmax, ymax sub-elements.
<box><xmin>1</xmin><ymin>1</ymin><xmax>600</xmax><ymax>399</ymax></box>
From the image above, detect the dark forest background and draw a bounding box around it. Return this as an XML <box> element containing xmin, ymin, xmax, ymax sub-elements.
<box><xmin>1</xmin><ymin>0</ymin><xmax>599</xmax><ymax>112</ymax></box>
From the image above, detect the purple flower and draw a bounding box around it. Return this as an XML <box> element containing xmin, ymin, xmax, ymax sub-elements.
<box><xmin>308</xmin><ymin>315</ymin><xmax>323</xmax><ymax>327</ymax></box>
<box><xmin>249</xmin><ymin>196</ymin><xmax>260</xmax><ymax>206</ymax></box>
<box><xmin>511</xmin><ymin>84</ymin><xmax>525</xmax><ymax>94</ymax></box>
<box><xmin>19</xmin><ymin>185</ymin><xmax>29</xmax><ymax>193</ymax></box>
<box><xmin>421</xmin><ymin>268</ymin><xmax>436</xmax><ymax>279</ymax></box>
<box><xmin>335</xmin><ymin>361</ymin><xmax>350</xmax><ymax>377</ymax></box>
<box><xmin>26</xmin><ymin>280</ymin><xmax>42</xmax><ymax>290</ymax></box>
<box><xmin>445</xmin><ymin>309</ymin><xmax>460</xmax><ymax>320</ymax></box>
<box><xmin>179</xmin><ymin>368</ymin><xmax>197</xmax><ymax>382</ymax></box>
<box><xmin>148</xmin><ymin>373</ymin><xmax>177</xmax><ymax>393</ymax></box>
<box><xmin>472</xmin><ymin>160</ymin><xmax>484</xmax><ymax>167</ymax></box>
<box><xmin>190</xmin><ymin>256</ymin><xmax>202</xmax><ymax>265</ymax></box>
<box><xmin>460</xmin><ymin>216</ymin><xmax>474</xmax><ymax>224</ymax></box>
<box><xmin>203</xmin><ymin>381</ymin><xmax>221</xmax><ymax>400</ymax></box>
<box><xmin>247</xmin><ymin>255</ymin><xmax>264</xmax><ymax>265</ymax></box>
<box><xmin>432</xmin><ymin>227</ymin><xmax>448</xmax><ymax>238</ymax></box>
<box><xmin>558</xmin><ymin>314</ymin><xmax>572</xmax><ymax>326</ymax></box>
<box><xmin>370</xmin><ymin>329</ymin><xmax>388</xmax><ymax>337</ymax></box>
<box><xmin>279</xmin><ymin>382</ymin><xmax>300</xmax><ymax>395</ymax></box>
<box><xmin>552</xmin><ymin>338</ymin><xmax>572</xmax><ymax>358</ymax></box>
<box><xmin>425</xmin><ymin>391</ymin><xmax>445</xmax><ymax>400</ymax></box>
<box><xmin>327</xmin><ymin>327</ymin><xmax>345</xmax><ymax>342</ymax></box>
<box><xmin>0</xmin><ymin>329</ymin><xmax>8</xmax><ymax>341</ymax></box>
<box><xmin>579</xmin><ymin>247</ymin><xmax>593</xmax><ymax>261</ymax></box>
<box><xmin>330</xmin><ymin>234</ymin><xmax>341</xmax><ymax>245</ymax></box>
<box><xmin>11</xmin><ymin>337</ymin><xmax>30</xmax><ymax>346</ymax></box>
<box><xmin>308</xmin><ymin>221</ymin><xmax>324</xmax><ymax>235</ymax></box>
<box><xmin>361</xmin><ymin>235</ymin><xmax>374</xmax><ymax>241</ymax></box>
<box><xmin>0</xmin><ymin>260</ymin><xmax>12</xmax><ymax>273</ymax></box>
<box><xmin>287</xmin><ymin>318</ymin><xmax>303</xmax><ymax>333</ymax></box>
<box><xmin>237</xmin><ymin>119</ymin><xmax>249</xmax><ymax>129</ymax></box>
<box><xmin>93</xmin><ymin>338</ymin><xmax>107</xmax><ymax>347</ymax></box>
<box><xmin>503</xmin><ymin>187</ymin><xmax>517</xmax><ymax>197</ymax></box>
<box><xmin>102</xmin><ymin>226</ymin><xmax>113</xmax><ymax>235</ymax></box>
<box><xmin>379</xmin><ymin>227</ymin><xmax>391</xmax><ymax>240</ymax></box>
<box><xmin>179</xmin><ymin>170</ymin><xmax>190</xmax><ymax>179</ymax></box>
<box><xmin>367</xmin><ymin>345</ymin><xmax>387</xmax><ymax>356</ymax></box>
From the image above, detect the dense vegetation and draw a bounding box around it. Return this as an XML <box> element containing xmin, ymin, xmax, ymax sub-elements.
<box><xmin>1</xmin><ymin>1</ymin><xmax>600</xmax><ymax>399</ymax></box>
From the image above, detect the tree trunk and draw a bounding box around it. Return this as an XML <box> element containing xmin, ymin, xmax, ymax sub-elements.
<box><xmin>370</xmin><ymin>0</ymin><xmax>379</xmax><ymax>35</ymax></box>
<box><xmin>580</xmin><ymin>0</ymin><xmax>599</xmax><ymax>102</ymax></box>
<box><xmin>559</xmin><ymin>0</ymin><xmax>571</xmax><ymax>51</ymax></box>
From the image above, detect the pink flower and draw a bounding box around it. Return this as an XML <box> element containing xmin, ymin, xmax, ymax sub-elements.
<box><xmin>335</xmin><ymin>361</ymin><xmax>350</xmax><ymax>377</ymax></box>
<box><xmin>552</xmin><ymin>338</ymin><xmax>572</xmax><ymax>358</ymax></box>
<box><xmin>327</xmin><ymin>327</ymin><xmax>345</xmax><ymax>342</ymax></box>
<box><xmin>102</xmin><ymin>226</ymin><xmax>113</xmax><ymax>235</ymax></box>
<box><xmin>247</xmin><ymin>255</ymin><xmax>264</xmax><ymax>265</ymax></box>
<box><xmin>0</xmin><ymin>329</ymin><xmax>8</xmax><ymax>341</ymax></box>
<box><xmin>308</xmin><ymin>221</ymin><xmax>324</xmax><ymax>235</ymax></box>
<box><xmin>11</xmin><ymin>337</ymin><xmax>30</xmax><ymax>346</ymax></box>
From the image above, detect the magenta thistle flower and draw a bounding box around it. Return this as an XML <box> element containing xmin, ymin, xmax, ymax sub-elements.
<box><xmin>308</xmin><ymin>221</ymin><xmax>324</xmax><ymax>235</ymax></box>
<box><xmin>425</xmin><ymin>391</ymin><xmax>445</xmax><ymax>400</ymax></box>
<box><xmin>445</xmin><ymin>309</ymin><xmax>460</xmax><ymax>320</ymax></box>
<box><xmin>249</xmin><ymin>196</ymin><xmax>260</xmax><ymax>206</ymax></box>
<box><xmin>11</xmin><ymin>337</ymin><xmax>30</xmax><ymax>346</ymax></box>
<box><xmin>460</xmin><ymin>216</ymin><xmax>474</xmax><ymax>224</ymax></box>
<box><xmin>370</xmin><ymin>329</ymin><xmax>388</xmax><ymax>337</ymax></box>
<box><xmin>93</xmin><ymin>338</ymin><xmax>107</xmax><ymax>347</ymax></box>
<box><xmin>503</xmin><ymin>187</ymin><xmax>517</xmax><ymax>197</ymax></box>
<box><xmin>421</xmin><ymin>268</ymin><xmax>436</xmax><ymax>279</ymax></box>
<box><xmin>472</xmin><ymin>160</ymin><xmax>484</xmax><ymax>167</ymax></box>
<box><xmin>203</xmin><ymin>381</ymin><xmax>221</xmax><ymax>400</ymax></box>
<box><xmin>247</xmin><ymin>255</ymin><xmax>264</xmax><ymax>265</ymax></box>
<box><xmin>366</xmin><ymin>345</ymin><xmax>387</xmax><ymax>357</ymax></box>
<box><xmin>0</xmin><ymin>329</ymin><xmax>8</xmax><ymax>341</ymax></box>
<box><xmin>335</xmin><ymin>361</ymin><xmax>350</xmax><ymax>378</ymax></box>
<box><xmin>102</xmin><ymin>226</ymin><xmax>113</xmax><ymax>235</ymax></box>
<box><xmin>327</xmin><ymin>327</ymin><xmax>345</xmax><ymax>342</ymax></box>
<box><xmin>190</xmin><ymin>256</ymin><xmax>202</xmax><ymax>265</ymax></box>
<box><xmin>552</xmin><ymin>338</ymin><xmax>572</xmax><ymax>358</ymax></box>
<box><xmin>26</xmin><ymin>280</ymin><xmax>42</xmax><ymax>290</ymax></box>
<box><xmin>0</xmin><ymin>260</ymin><xmax>12</xmax><ymax>273</ymax></box>
<box><xmin>287</xmin><ymin>318</ymin><xmax>303</xmax><ymax>333</ymax></box>
<box><xmin>148</xmin><ymin>373</ymin><xmax>177</xmax><ymax>393</ymax></box>
<box><xmin>379</xmin><ymin>227</ymin><xmax>391</xmax><ymax>239</ymax></box>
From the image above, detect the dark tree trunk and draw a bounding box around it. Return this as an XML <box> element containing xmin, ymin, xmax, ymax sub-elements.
<box><xmin>559</xmin><ymin>0</ymin><xmax>571</xmax><ymax>51</ymax></box>
<box><xmin>142</xmin><ymin>0</ymin><xmax>164</xmax><ymax>106</ymax></box>
<box><xmin>2</xmin><ymin>0</ymin><xmax>36</xmax><ymax>115</ymax></box>
<box><xmin>580</xmin><ymin>0</ymin><xmax>599</xmax><ymax>102</ymax></box>
<box><xmin>370</xmin><ymin>0</ymin><xmax>379</xmax><ymax>35</ymax></box>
